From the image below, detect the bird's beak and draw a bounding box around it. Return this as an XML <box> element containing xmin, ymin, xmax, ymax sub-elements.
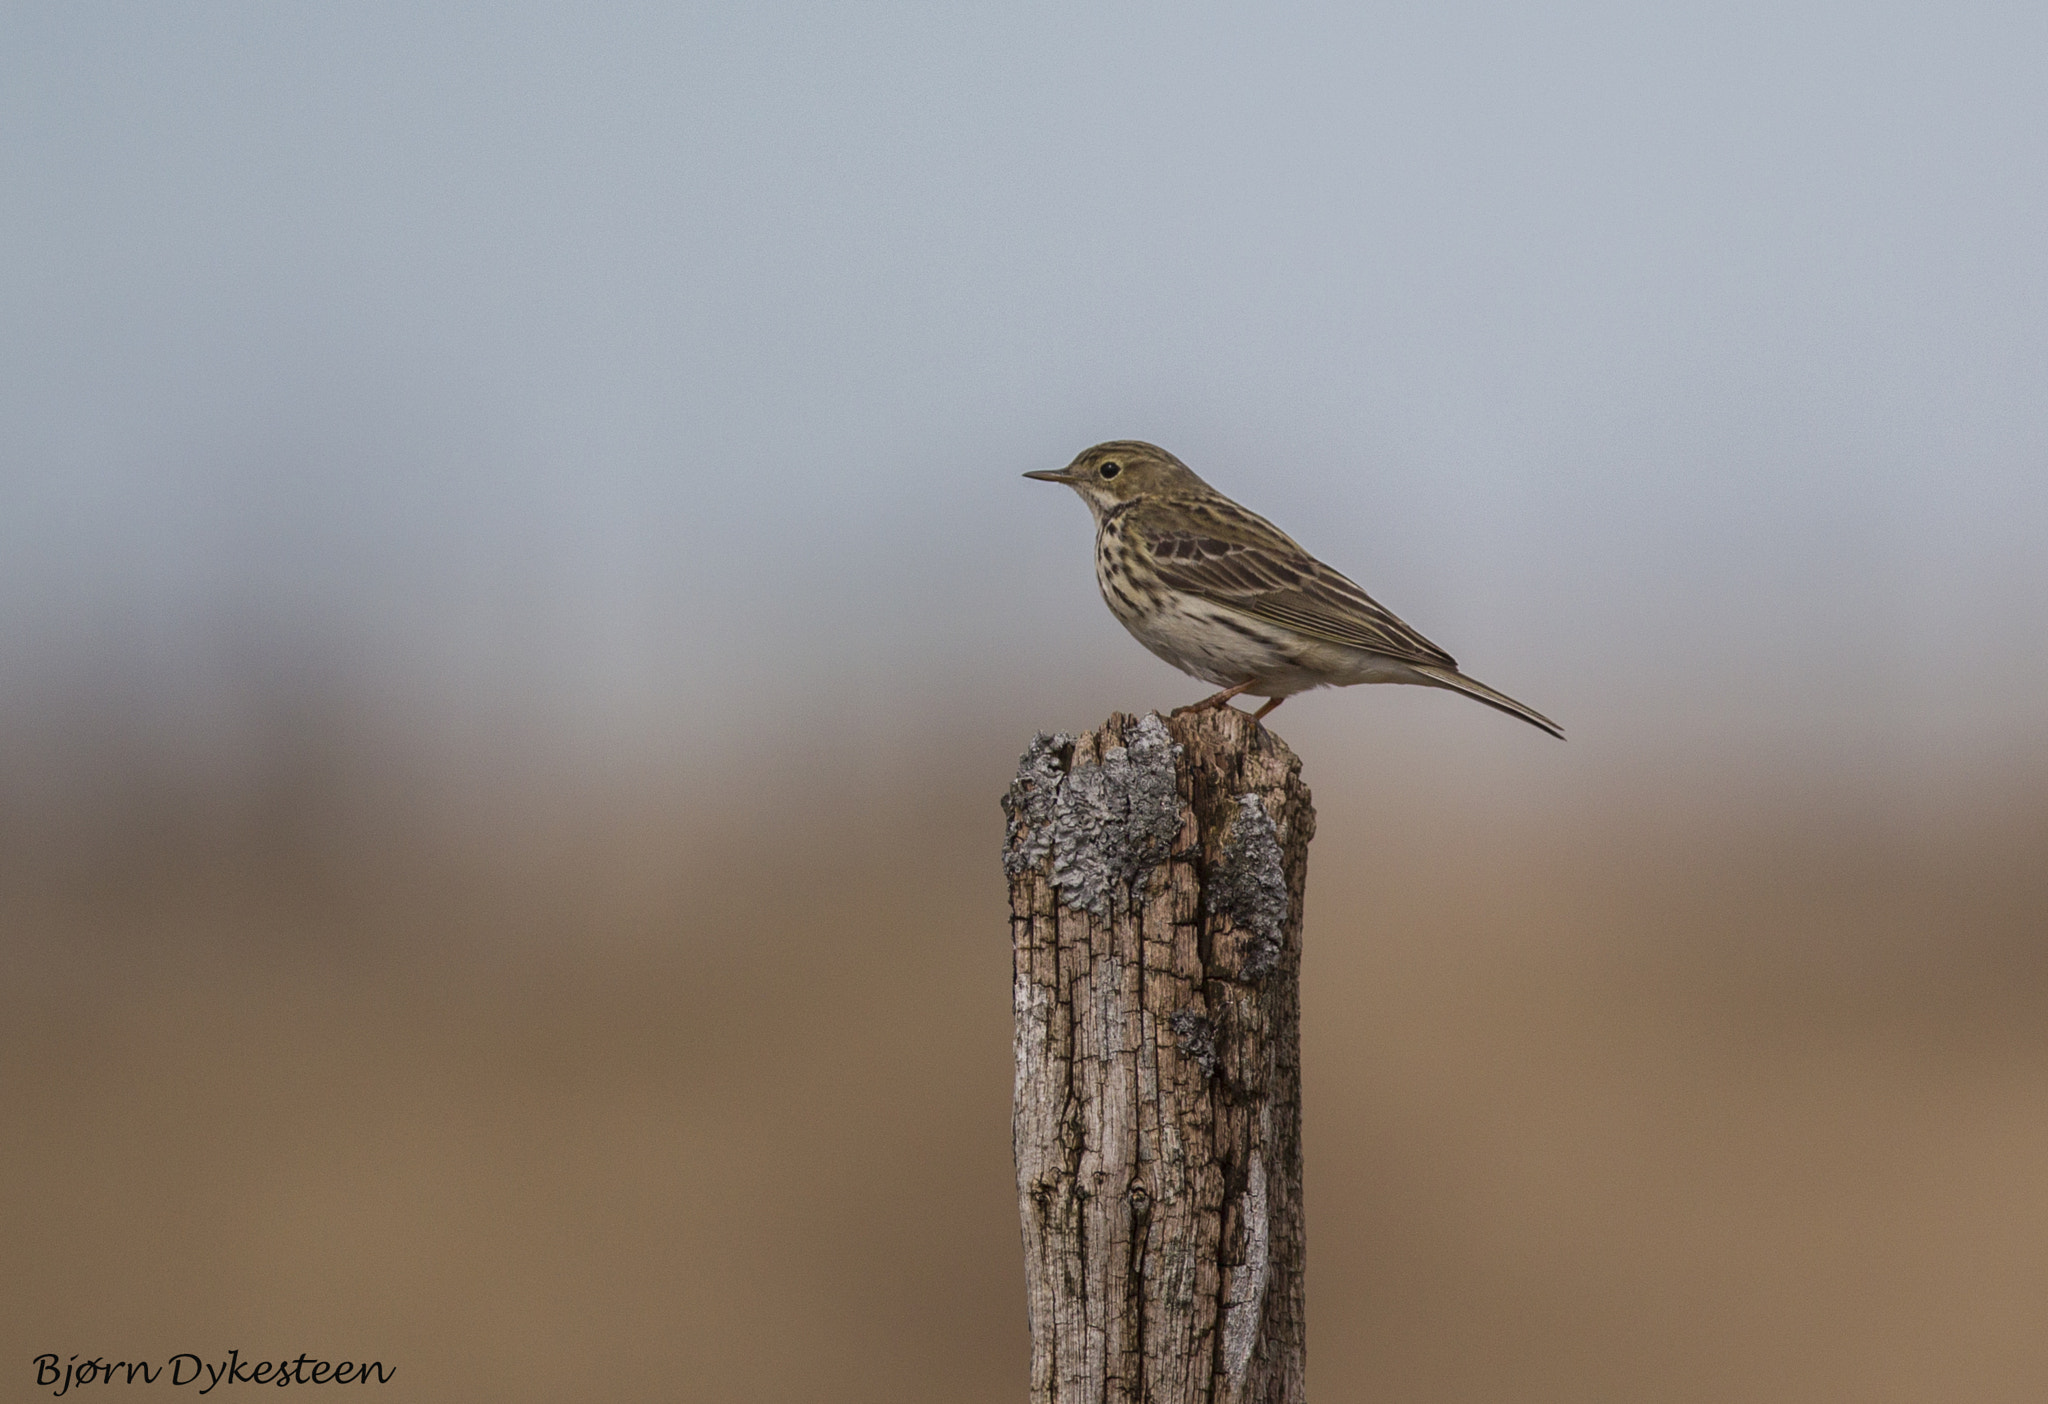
<box><xmin>1023</xmin><ymin>468</ymin><xmax>1080</xmax><ymax>483</ymax></box>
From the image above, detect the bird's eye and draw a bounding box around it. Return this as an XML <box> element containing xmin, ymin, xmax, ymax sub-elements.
<box><xmin>1100</xmin><ymin>462</ymin><xmax>1122</xmax><ymax>480</ymax></box>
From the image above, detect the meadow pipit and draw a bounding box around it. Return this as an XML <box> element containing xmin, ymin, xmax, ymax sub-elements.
<box><xmin>1025</xmin><ymin>440</ymin><xmax>1563</xmax><ymax>737</ymax></box>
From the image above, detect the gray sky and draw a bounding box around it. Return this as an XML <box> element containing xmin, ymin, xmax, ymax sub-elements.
<box><xmin>4</xmin><ymin>2</ymin><xmax>2044</xmax><ymax>764</ymax></box>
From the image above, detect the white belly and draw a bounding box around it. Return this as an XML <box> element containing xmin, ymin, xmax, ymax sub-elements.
<box><xmin>1105</xmin><ymin>588</ymin><xmax>1312</xmax><ymax>696</ymax></box>
<box><xmin>1102</xmin><ymin>579</ymin><xmax>1422</xmax><ymax>698</ymax></box>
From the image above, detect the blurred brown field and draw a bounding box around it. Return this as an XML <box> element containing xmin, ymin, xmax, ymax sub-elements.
<box><xmin>5</xmin><ymin>694</ymin><xmax>2047</xmax><ymax>1403</ymax></box>
<box><xmin>10</xmin><ymin>7</ymin><xmax>2048</xmax><ymax>1400</ymax></box>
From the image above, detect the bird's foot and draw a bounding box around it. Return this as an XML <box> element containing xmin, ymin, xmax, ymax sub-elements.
<box><xmin>1171</xmin><ymin>680</ymin><xmax>1259</xmax><ymax>717</ymax></box>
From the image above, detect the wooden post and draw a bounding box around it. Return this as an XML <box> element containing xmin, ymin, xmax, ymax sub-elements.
<box><xmin>1004</xmin><ymin>708</ymin><xmax>1315</xmax><ymax>1404</ymax></box>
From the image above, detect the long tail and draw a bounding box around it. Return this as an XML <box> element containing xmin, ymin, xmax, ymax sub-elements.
<box><xmin>1410</xmin><ymin>664</ymin><xmax>1565</xmax><ymax>739</ymax></box>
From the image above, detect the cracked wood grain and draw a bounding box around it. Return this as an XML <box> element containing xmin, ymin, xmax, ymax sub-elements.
<box><xmin>1004</xmin><ymin>708</ymin><xmax>1314</xmax><ymax>1404</ymax></box>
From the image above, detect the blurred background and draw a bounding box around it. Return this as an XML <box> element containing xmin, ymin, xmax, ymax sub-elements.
<box><xmin>4</xmin><ymin>3</ymin><xmax>2046</xmax><ymax>1399</ymax></box>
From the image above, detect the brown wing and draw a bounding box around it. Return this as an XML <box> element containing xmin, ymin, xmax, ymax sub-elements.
<box><xmin>1130</xmin><ymin>498</ymin><xmax>1458</xmax><ymax>670</ymax></box>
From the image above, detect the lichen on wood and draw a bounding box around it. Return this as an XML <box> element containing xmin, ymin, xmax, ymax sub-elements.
<box><xmin>1005</xmin><ymin>707</ymin><xmax>1314</xmax><ymax>1404</ymax></box>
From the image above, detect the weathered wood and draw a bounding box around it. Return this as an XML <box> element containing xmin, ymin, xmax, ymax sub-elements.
<box><xmin>1004</xmin><ymin>708</ymin><xmax>1315</xmax><ymax>1404</ymax></box>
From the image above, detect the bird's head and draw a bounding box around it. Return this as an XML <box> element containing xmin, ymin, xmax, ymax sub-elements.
<box><xmin>1024</xmin><ymin>440</ymin><xmax>1206</xmax><ymax>516</ymax></box>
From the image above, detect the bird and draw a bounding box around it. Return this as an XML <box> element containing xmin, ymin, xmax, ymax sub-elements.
<box><xmin>1024</xmin><ymin>440</ymin><xmax>1563</xmax><ymax>738</ymax></box>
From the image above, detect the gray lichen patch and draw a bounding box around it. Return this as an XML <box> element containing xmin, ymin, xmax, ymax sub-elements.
<box><xmin>1115</xmin><ymin>713</ymin><xmax>1183</xmax><ymax>863</ymax></box>
<box><xmin>1210</xmin><ymin>793</ymin><xmax>1290</xmax><ymax>978</ymax></box>
<box><xmin>1002</xmin><ymin>731</ymin><xmax>1075</xmax><ymax>877</ymax></box>
<box><xmin>1003</xmin><ymin>713</ymin><xmax>1183</xmax><ymax>916</ymax></box>
<box><xmin>1167</xmin><ymin>1009</ymin><xmax>1218</xmax><ymax>1080</ymax></box>
<box><xmin>1047</xmin><ymin>713</ymin><xmax>1183</xmax><ymax>917</ymax></box>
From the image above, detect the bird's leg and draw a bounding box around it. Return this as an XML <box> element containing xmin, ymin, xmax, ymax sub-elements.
<box><xmin>1251</xmin><ymin>696</ymin><xmax>1286</xmax><ymax>722</ymax></box>
<box><xmin>1173</xmin><ymin>679</ymin><xmax>1259</xmax><ymax>716</ymax></box>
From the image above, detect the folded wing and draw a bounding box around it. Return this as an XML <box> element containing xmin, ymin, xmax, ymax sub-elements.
<box><xmin>1133</xmin><ymin>503</ymin><xmax>1459</xmax><ymax>670</ymax></box>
